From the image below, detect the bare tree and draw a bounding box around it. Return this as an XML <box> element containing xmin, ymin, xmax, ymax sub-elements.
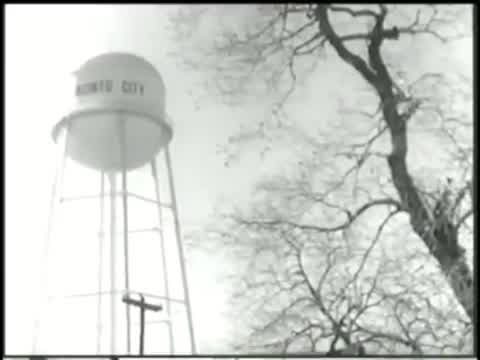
<box><xmin>202</xmin><ymin>154</ymin><xmax>471</xmax><ymax>354</ymax></box>
<box><xmin>170</xmin><ymin>4</ymin><xmax>473</xmax><ymax>326</ymax></box>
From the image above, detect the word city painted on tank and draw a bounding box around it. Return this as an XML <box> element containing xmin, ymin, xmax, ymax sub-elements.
<box><xmin>75</xmin><ymin>80</ymin><xmax>144</xmax><ymax>96</ymax></box>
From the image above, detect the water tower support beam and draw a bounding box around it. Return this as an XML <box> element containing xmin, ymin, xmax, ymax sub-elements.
<box><xmin>151</xmin><ymin>159</ymin><xmax>175</xmax><ymax>354</ymax></box>
<box><xmin>119</xmin><ymin>117</ymin><xmax>132</xmax><ymax>354</ymax></box>
<box><xmin>32</xmin><ymin>122</ymin><xmax>70</xmax><ymax>353</ymax></box>
<box><xmin>164</xmin><ymin>146</ymin><xmax>197</xmax><ymax>354</ymax></box>
<box><xmin>108</xmin><ymin>172</ymin><xmax>117</xmax><ymax>354</ymax></box>
<box><xmin>96</xmin><ymin>171</ymin><xmax>106</xmax><ymax>354</ymax></box>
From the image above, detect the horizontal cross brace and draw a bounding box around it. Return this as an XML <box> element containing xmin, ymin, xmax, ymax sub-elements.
<box><xmin>96</xmin><ymin>319</ymin><xmax>172</xmax><ymax>328</ymax></box>
<box><xmin>118</xmin><ymin>227</ymin><xmax>162</xmax><ymax>235</ymax></box>
<box><xmin>97</xmin><ymin>227</ymin><xmax>162</xmax><ymax>237</ymax></box>
<box><xmin>60</xmin><ymin>192</ymin><xmax>171</xmax><ymax>208</ymax></box>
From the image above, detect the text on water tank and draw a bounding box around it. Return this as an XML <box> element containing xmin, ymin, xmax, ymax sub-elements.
<box><xmin>76</xmin><ymin>80</ymin><xmax>145</xmax><ymax>96</ymax></box>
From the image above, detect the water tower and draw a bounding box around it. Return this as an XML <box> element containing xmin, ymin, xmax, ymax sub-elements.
<box><xmin>32</xmin><ymin>53</ymin><xmax>196</xmax><ymax>355</ymax></box>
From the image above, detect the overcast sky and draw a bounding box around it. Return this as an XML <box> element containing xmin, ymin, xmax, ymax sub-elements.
<box><xmin>5</xmin><ymin>4</ymin><xmax>472</xmax><ymax>356</ymax></box>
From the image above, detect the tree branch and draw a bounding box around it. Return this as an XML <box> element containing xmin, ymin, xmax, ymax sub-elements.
<box><xmin>232</xmin><ymin>198</ymin><xmax>403</xmax><ymax>233</ymax></box>
<box><xmin>315</xmin><ymin>5</ymin><xmax>379</xmax><ymax>87</ymax></box>
<box><xmin>327</xmin><ymin>5</ymin><xmax>380</xmax><ymax>18</ymax></box>
<box><xmin>455</xmin><ymin>208</ymin><xmax>473</xmax><ymax>231</ymax></box>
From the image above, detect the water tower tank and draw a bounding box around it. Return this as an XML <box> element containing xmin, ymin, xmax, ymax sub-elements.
<box><xmin>52</xmin><ymin>52</ymin><xmax>172</xmax><ymax>171</ymax></box>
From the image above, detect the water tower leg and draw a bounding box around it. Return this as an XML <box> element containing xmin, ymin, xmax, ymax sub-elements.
<box><xmin>32</xmin><ymin>122</ymin><xmax>70</xmax><ymax>353</ymax></box>
<box><xmin>164</xmin><ymin>146</ymin><xmax>197</xmax><ymax>354</ymax></box>
<box><xmin>119</xmin><ymin>118</ymin><xmax>132</xmax><ymax>354</ymax></box>
<box><xmin>96</xmin><ymin>171</ymin><xmax>106</xmax><ymax>354</ymax></box>
<box><xmin>108</xmin><ymin>172</ymin><xmax>117</xmax><ymax>354</ymax></box>
<box><xmin>151</xmin><ymin>159</ymin><xmax>175</xmax><ymax>354</ymax></box>
<box><xmin>139</xmin><ymin>295</ymin><xmax>146</xmax><ymax>355</ymax></box>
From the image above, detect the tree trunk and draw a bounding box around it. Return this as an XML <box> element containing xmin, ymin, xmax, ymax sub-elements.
<box><xmin>386</xmin><ymin>124</ymin><xmax>473</xmax><ymax>321</ymax></box>
<box><xmin>317</xmin><ymin>4</ymin><xmax>473</xmax><ymax>321</ymax></box>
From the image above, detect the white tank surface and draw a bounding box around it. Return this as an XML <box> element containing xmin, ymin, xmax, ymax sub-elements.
<box><xmin>52</xmin><ymin>52</ymin><xmax>172</xmax><ymax>172</ymax></box>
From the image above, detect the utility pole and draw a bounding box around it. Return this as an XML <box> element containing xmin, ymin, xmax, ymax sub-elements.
<box><xmin>122</xmin><ymin>293</ymin><xmax>163</xmax><ymax>355</ymax></box>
